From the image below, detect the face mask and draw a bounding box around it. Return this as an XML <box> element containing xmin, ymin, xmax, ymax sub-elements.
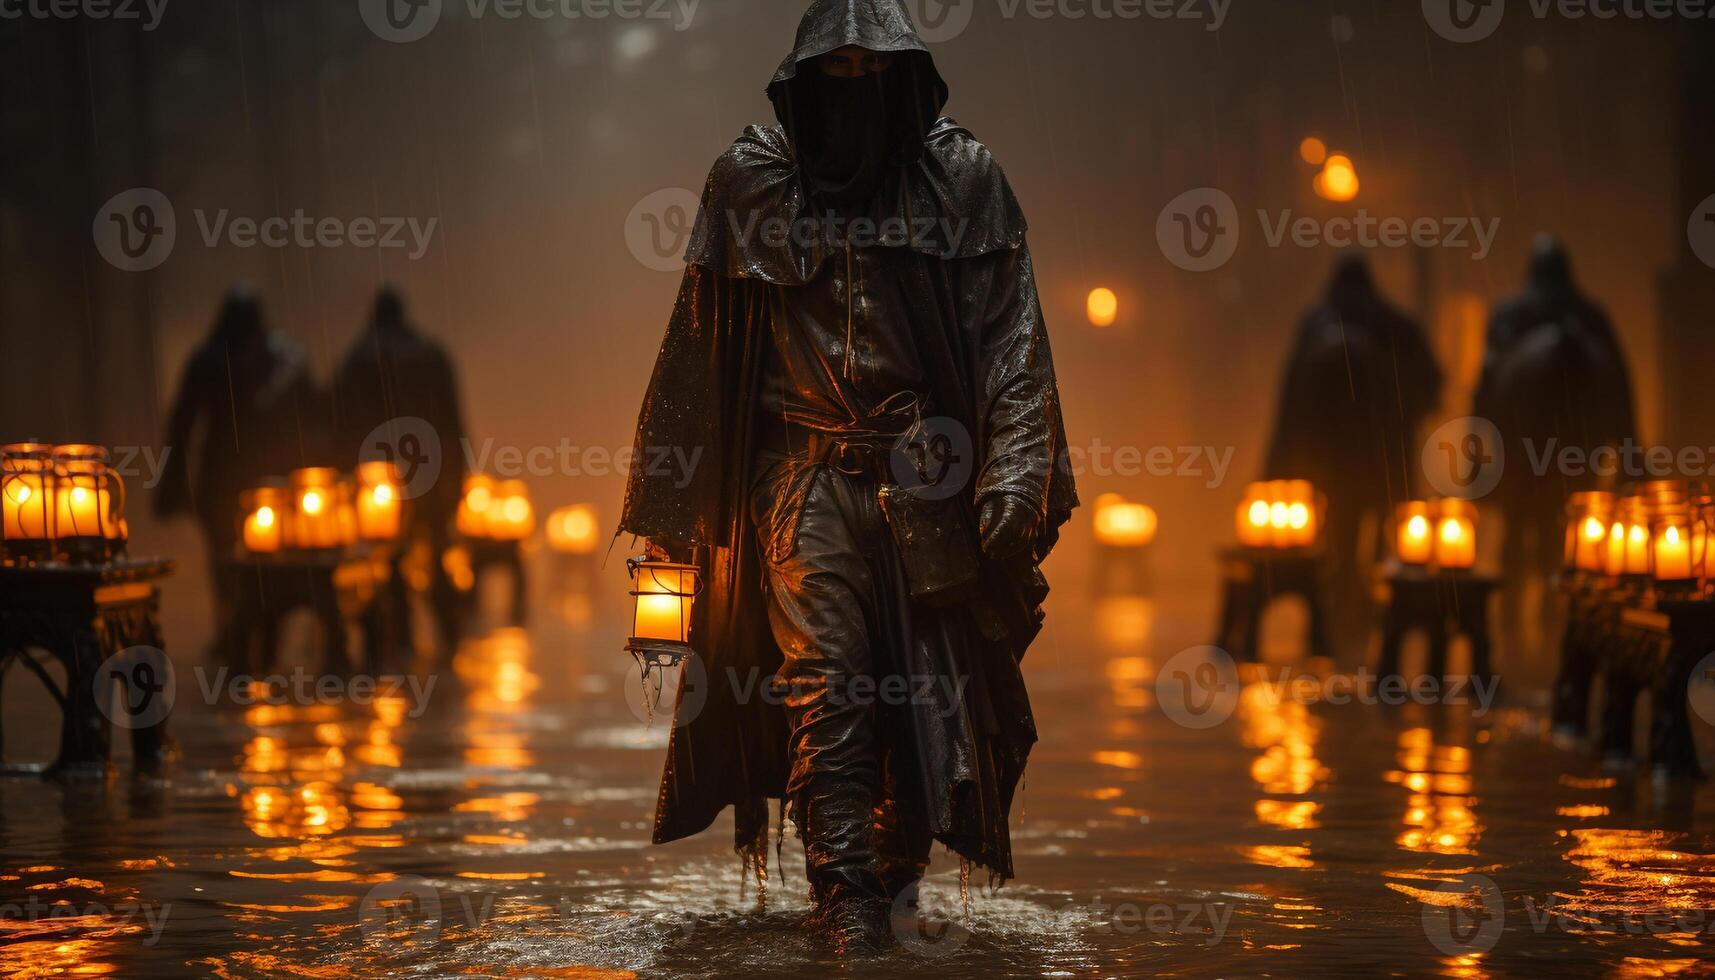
<box><xmin>800</xmin><ymin>70</ymin><xmax>893</xmax><ymax>211</ymax></box>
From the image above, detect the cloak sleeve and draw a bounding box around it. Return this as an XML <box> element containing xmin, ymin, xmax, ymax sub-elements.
<box><xmin>619</xmin><ymin>263</ymin><xmax>767</xmax><ymax>547</ymax></box>
<box><xmin>965</xmin><ymin>241</ymin><xmax>1070</xmax><ymax>524</ymax></box>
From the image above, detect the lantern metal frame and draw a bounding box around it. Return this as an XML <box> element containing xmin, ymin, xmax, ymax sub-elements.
<box><xmin>624</xmin><ymin>555</ymin><xmax>704</xmax><ymax>671</ymax></box>
<box><xmin>1</xmin><ymin>442</ymin><xmax>56</xmax><ymax>565</ymax></box>
<box><xmin>51</xmin><ymin>443</ymin><xmax>127</xmax><ymax>564</ymax></box>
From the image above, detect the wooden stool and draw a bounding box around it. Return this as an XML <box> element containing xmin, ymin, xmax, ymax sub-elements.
<box><xmin>1376</xmin><ymin>566</ymin><xmax>1500</xmax><ymax>683</ymax></box>
<box><xmin>1213</xmin><ymin>547</ymin><xmax>1331</xmax><ymax>662</ymax></box>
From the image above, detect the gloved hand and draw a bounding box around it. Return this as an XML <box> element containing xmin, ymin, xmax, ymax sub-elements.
<box><xmin>979</xmin><ymin>495</ymin><xmax>1040</xmax><ymax>559</ymax></box>
<box><xmin>645</xmin><ymin>537</ymin><xmax>690</xmax><ymax>562</ymax></box>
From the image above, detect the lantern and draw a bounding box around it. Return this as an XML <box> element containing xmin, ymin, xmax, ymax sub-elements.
<box><xmin>1434</xmin><ymin>499</ymin><xmax>1477</xmax><ymax>570</ymax></box>
<box><xmin>1604</xmin><ymin>520</ymin><xmax>1628</xmax><ymax>578</ymax></box>
<box><xmin>1652</xmin><ymin>510</ymin><xmax>1695</xmax><ymax>583</ymax></box>
<box><xmin>1619</xmin><ymin>496</ymin><xmax>1651</xmax><ymax>577</ymax></box>
<box><xmin>1093</xmin><ymin>494</ymin><xmax>1157</xmax><ymax>549</ymax></box>
<box><xmin>1</xmin><ymin>443</ymin><xmax>54</xmax><ymax>563</ymax></box>
<box><xmin>626</xmin><ymin>556</ymin><xmax>701</xmax><ymax>668</ymax></box>
<box><xmin>546</xmin><ymin>504</ymin><xmax>600</xmax><ymax>555</ymax></box>
<box><xmin>1693</xmin><ymin>487</ymin><xmax>1714</xmax><ymax>582</ymax></box>
<box><xmin>355</xmin><ymin>461</ymin><xmax>404</xmax><ymax>543</ymax></box>
<box><xmin>486</xmin><ymin>480</ymin><xmax>535</xmax><ymax>541</ymax></box>
<box><xmin>1396</xmin><ymin>501</ymin><xmax>1434</xmax><ymax>565</ymax></box>
<box><xmin>240</xmin><ymin>486</ymin><xmax>288</xmax><ymax>556</ymax></box>
<box><xmin>1236</xmin><ymin>483</ymin><xmax>1272</xmax><ymax>548</ymax></box>
<box><xmin>289</xmin><ymin>467</ymin><xmax>347</xmax><ymax>550</ymax></box>
<box><xmin>457</xmin><ymin>475</ymin><xmax>496</xmax><ymax>539</ymax></box>
<box><xmin>1086</xmin><ymin>288</ymin><xmax>1119</xmax><ymax>328</ymax></box>
<box><xmin>1565</xmin><ymin>492</ymin><xmax>1613</xmax><ymax>573</ymax></box>
<box><xmin>51</xmin><ymin>444</ymin><xmax>125</xmax><ymax>562</ymax></box>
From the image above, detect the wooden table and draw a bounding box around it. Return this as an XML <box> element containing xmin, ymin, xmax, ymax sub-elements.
<box><xmin>0</xmin><ymin>558</ymin><xmax>175</xmax><ymax>777</ymax></box>
<box><xmin>1375</xmin><ymin>565</ymin><xmax>1500</xmax><ymax>683</ymax></box>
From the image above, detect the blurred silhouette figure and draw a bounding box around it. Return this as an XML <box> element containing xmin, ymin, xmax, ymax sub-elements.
<box><xmin>156</xmin><ymin>287</ymin><xmax>320</xmax><ymax>651</ymax></box>
<box><xmin>1264</xmin><ymin>255</ymin><xmax>1444</xmax><ymax>653</ymax></box>
<box><xmin>334</xmin><ymin>286</ymin><xmax>469</xmax><ymax>658</ymax></box>
<box><xmin>1474</xmin><ymin>237</ymin><xmax>1636</xmax><ymax>662</ymax></box>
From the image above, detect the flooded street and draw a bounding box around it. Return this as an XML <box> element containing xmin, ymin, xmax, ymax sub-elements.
<box><xmin>4</xmin><ymin>575</ymin><xmax>1715</xmax><ymax>979</ymax></box>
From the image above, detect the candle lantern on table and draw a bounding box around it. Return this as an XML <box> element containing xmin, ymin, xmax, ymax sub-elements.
<box><xmin>240</xmin><ymin>485</ymin><xmax>288</xmax><ymax>555</ymax></box>
<box><xmin>1651</xmin><ymin>506</ymin><xmax>1696</xmax><ymax>586</ymax></box>
<box><xmin>625</xmin><ymin>556</ymin><xmax>702</xmax><ymax>672</ymax></box>
<box><xmin>1278</xmin><ymin>480</ymin><xmax>1319</xmax><ymax>548</ymax></box>
<box><xmin>52</xmin><ymin>444</ymin><xmax>126</xmax><ymax>562</ymax></box>
<box><xmin>457</xmin><ymin>474</ymin><xmax>496</xmax><ymax>539</ymax></box>
<box><xmin>1434</xmin><ymin>499</ymin><xmax>1478</xmax><ymax>570</ymax></box>
<box><xmin>354</xmin><ymin>461</ymin><xmax>404</xmax><ymax>543</ymax></box>
<box><xmin>1236</xmin><ymin>482</ymin><xmax>1272</xmax><ymax>548</ymax></box>
<box><xmin>288</xmin><ymin>468</ymin><xmax>347</xmax><ymax>551</ymax></box>
<box><xmin>1093</xmin><ymin>494</ymin><xmax>1158</xmax><ymax>550</ymax></box>
<box><xmin>485</xmin><ymin>480</ymin><xmax>535</xmax><ymax>541</ymax></box>
<box><xmin>1</xmin><ymin>443</ymin><xmax>54</xmax><ymax>564</ymax></box>
<box><xmin>546</xmin><ymin>504</ymin><xmax>600</xmax><ymax>556</ymax></box>
<box><xmin>1565</xmin><ymin>492</ymin><xmax>1614</xmax><ymax>574</ymax></box>
<box><xmin>1396</xmin><ymin>501</ymin><xmax>1435</xmax><ymax>566</ymax></box>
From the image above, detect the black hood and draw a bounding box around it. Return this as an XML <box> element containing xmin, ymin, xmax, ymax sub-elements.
<box><xmin>767</xmin><ymin>0</ymin><xmax>950</xmax><ymax>210</ymax></box>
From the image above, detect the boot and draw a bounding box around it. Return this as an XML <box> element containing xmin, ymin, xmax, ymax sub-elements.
<box><xmin>809</xmin><ymin>867</ymin><xmax>892</xmax><ymax>955</ymax></box>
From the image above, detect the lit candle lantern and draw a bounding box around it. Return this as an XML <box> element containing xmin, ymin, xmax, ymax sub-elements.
<box><xmin>241</xmin><ymin>486</ymin><xmax>287</xmax><ymax>555</ymax></box>
<box><xmin>546</xmin><ymin>504</ymin><xmax>601</xmax><ymax>555</ymax></box>
<box><xmin>458</xmin><ymin>475</ymin><xmax>496</xmax><ymax>539</ymax></box>
<box><xmin>1093</xmin><ymin>494</ymin><xmax>1158</xmax><ymax>549</ymax></box>
<box><xmin>1434</xmin><ymin>500</ymin><xmax>1477</xmax><ymax>570</ymax></box>
<box><xmin>52</xmin><ymin>444</ymin><xmax>124</xmax><ymax>562</ymax></box>
<box><xmin>1605</xmin><ymin>521</ymin><xmax>1628</xmax><ymax>577</ymax></box>
<box><xmin>1236</xmin><ymin>483</ymin><xmax>1272</xmax><ymax>548</ymax></box>
<box><xmin>626</xmin><ymin>556</ymin><xmax>701</xmax><ymax>666</ymax></box>
<box><xmin>1620</xmin><ymin>498</ymin><xmax>1651</xmax><ymax>577</ymax></box>
<box><xmin>289</xmin><ymin>467</ymin><xmax>346</xmax><ymax>550</ymax></box>
<box><xmin>1396</xmin><ymin>501</ymin><xmax>1434</xmax><ymax>565</ymax></box>
<box><xmin>485</xmin><ymin>480</ymin><xmax>535</xmax><ymax>541</ymax></box>
<box><xmin>1565</xmin><ymin>491</ymin><xmax>1614</xmax><ymax>573</ymax></box>
<box><xmin>1653</xmin><ymin>518</ymin><xmax>1695</xmax><ymax>582</ymax></box>
<box><xmin>355</xmin><ymin>461</ymin><xmax>404</xmax><ymax>542</ymax></box>
<box><xmin>1</xmin><ymin>444</ymin><xmax>54</xmax><ymax>561</ymax></box>
<box><xmin>1281</xmin><ymin>480</ymin><xmax>1318</xmax><ymax>548</ymax></box>
<box><xmin>1086</xmin><ymin>287</ymin><xmax>1119</xmax><ymax>328</ymax></box>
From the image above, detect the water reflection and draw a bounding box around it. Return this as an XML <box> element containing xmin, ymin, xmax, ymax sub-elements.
<box><xmin>1388</xmin><ymin>726</ymin><xmax>1481</xmax><ymax>856</ymax></box>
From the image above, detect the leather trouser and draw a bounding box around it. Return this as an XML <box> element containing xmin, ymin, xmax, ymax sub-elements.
<box><xmin>752</xmin><ymin>455</ymin><xmax>933</xmax><ymax>908</ymax></box>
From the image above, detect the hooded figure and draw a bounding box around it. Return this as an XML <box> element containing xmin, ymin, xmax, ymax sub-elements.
<box><xmin>156</xmin><ymin>288</ymin><xmax>323</xmax><ymax>663</ymax></box>
<box><xmin>1263</xmin><ymin>256</ymin><xmax>1444</xmax><ymax>641</ymax></box>
<box><xmin>157</xmin><ymin>287</ymin><xmax>320</xmax><ymax>569</ymax></box>
<box><xmin>620</xmin><ymin>0</ymin><xmax>1076</xmax><ymax>951</ymax></box>
<box><xmin>333</xmin><ymin>286</ymin><xmax>471</xmax><ymax>654</ymax></box>
<box><xmin>1473</xmin><ymin>237</ymin><xmax>1637</xmax><ymax>579</ymax></box>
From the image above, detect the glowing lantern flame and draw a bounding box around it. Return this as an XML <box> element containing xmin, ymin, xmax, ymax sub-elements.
<box><xmin>1086</xmin><ymin>287</ymin><xmax>1119</xmax><ymax>328</ymax></box>
<box><xmin>1315</xmin><ymin>154</ymin><xmax>1360</xmax><ymax>202</ymax></box>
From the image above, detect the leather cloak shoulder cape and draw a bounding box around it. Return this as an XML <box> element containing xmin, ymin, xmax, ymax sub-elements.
<box><xmin>619</xmin><ymin>0</ymin><xmax>1076</xmax><ymax>882</ymax></box>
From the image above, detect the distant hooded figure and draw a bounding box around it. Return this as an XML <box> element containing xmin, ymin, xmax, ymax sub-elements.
<box><xmin>620</xmin><ymin>0</ymin><xmax>1076</xmax><ymax>952</ymax></box>
<box><xmin>1264</xmin><ymin>256</ymin><xmax>1444</xmax><ymax>629</ymax></box>
<box><xmin>334</xmin><ymin>287</ymin><xmax>470</xmax><ymax>649</ymax></box>
<box><xmin>156</xmin><ymin>287</ymin><xmax>318</xmax><ymax>573</ymax></box>
<box><xmin>1473</xmin><ymin>236</ymin><xmax>1637</xmax><ymax>577</ymax></box>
